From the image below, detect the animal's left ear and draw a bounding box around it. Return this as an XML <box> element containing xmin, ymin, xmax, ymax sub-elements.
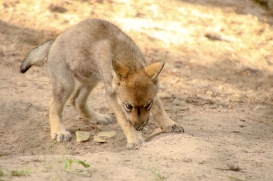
<box><xmin>144</xmin><ymin>62</ymin><xmax>165</xmax><ymax>82</ymax></box>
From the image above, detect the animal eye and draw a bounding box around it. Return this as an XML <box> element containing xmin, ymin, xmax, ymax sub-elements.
<box><xmin>144</xmin><ymin>100</ymin><xmax>153</xmax><ymax>110</ymax></box>
<box><xmin>124</xmin><ymin>103</ymin><xmax>133</xmax><ymax>112</ymax></box>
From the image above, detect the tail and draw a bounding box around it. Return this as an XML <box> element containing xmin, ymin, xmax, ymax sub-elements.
<box><xmin>20</xmin><ymin>40</ymin><xmax>54</xmax><ymax>73</ymax></box>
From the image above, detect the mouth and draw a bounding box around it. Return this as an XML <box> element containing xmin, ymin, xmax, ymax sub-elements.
<box><xmin>134</xmin><ymin>118</ymin><xmax>149</xmax><ymax>131</ymax></box>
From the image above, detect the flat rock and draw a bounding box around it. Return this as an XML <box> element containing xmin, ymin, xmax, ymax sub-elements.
<box><xmin>97</xmin><ymin>131</ymin><xmax>116</xmax><ymax>138</ymax></box>
<box><xmin>76</xmin><ymin>131</ymin><xmax>91</xmax><ymax>142</ymax></box>
<box><xmin>93</xmin><ymin>135</ymin><xmax>106</xmax><ymax>143</ymax></box>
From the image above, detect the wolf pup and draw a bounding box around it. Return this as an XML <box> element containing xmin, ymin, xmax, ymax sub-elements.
<box><xmin>20</xmin><ymin>18</ymin><xmax>184</xmax><ymax>149</ymax></box>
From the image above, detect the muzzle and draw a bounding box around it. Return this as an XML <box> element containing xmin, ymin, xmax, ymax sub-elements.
<box><xmin>128</xmin><ymin>117</ymin><xmax>150</xmax><ymax>131</ymax></box>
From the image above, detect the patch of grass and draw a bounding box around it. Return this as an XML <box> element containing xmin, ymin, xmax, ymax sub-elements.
<box><xmin>136</xmin><ymin>168</ymin><xmax>165</xmax><ymax>180</ymax></box>
<box><xmin>42</xmin><ymin>165</ymin><xmax>53</xmax><ymax>172</ymax></box>
<box><xmin>8</xmin><ymin>167</ymin><xmax>31</xmax><ymax>177</ymax></box>
<box><xmin>0</xmin><ymin>170</ymin><xmax>4</xmax><ymax>177</ymax></box>
<box><xmin>0</xmin><ymin>169</ymin><xmax>4</xmax><ymax>181</ymax></box>
<box><xmin>151</xmin><ymin>169</ymin><xmax>165</xmax><ymax>181</ymax></box>
<box><xmin>0</xmin><ymin>153</ymin><xmax>8</xmax><ymax>158</ymax></box>
<box><xmin>122</xmin><ymin>159</ymin><xmax>130</xmax><ymax>164</ymax></box>
<box><xmin>228</xmin><ymin>176</ymin><xmax>246</xmax><ymax>181</ymax></box>
<box><xmin>41</xmin><ymin>155</ymin><xmax>55</xmax><ymax>173</ymax></box>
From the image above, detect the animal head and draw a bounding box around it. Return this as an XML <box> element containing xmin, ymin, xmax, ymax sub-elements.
<box><xmin>112</xmin><ymin>59</ymin><xmax>164</xmax><ymax>131</ymax></box>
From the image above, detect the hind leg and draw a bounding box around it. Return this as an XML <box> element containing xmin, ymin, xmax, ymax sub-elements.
<box><xmin>70</xmin><ymin>79</ymin><xmax>113</xmax><ymax>124</ymax></box>
<box><xmin>48</xmin><ymin>68</ymin><xmax>75</xmax><ymax>142</ymax></box>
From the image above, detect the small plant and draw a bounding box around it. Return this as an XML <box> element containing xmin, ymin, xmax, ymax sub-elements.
<box><xmin>62</xmin><ymin>158</ymin><xmax>73</xmax><ymax>172</ymax></box>
<box><xmin>50</xmin><ymin>139</ymin><xmax>57</xmax><ymax>153</ymax></box>
<box><xmin>62</xmin><ymin>158</ymin><xmax>90</xmax><ymax>172</ymax></box>
<box><xmin>62</xmin><ymin>143</ymin><xmax>90</xmax><ymax>171</ymax></box>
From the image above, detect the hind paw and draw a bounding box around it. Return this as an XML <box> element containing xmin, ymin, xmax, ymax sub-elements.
<box><xmin>93</xmin><ymin>114</ymin><xmax>113</xmax><ymax>125</ymax></box>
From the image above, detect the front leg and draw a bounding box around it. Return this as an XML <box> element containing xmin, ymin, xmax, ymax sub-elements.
<box><xmin>106</xmin><ymin>92</ymin><xmax>144</xmax><ymax>149</ymax></box>
<box><xmin>152</xmin><ymin>96</ymin><xmax>184</xmax><ymax>133</ymax></box>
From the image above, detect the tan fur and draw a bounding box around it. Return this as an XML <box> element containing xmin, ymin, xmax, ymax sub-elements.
<box><xmin>20</xmin><ymin>18</ymin><xmax>184</xmax><ymax>149</ymax></box>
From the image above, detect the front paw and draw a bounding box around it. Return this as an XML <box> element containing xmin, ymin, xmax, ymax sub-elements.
<box><xmin>164</xmin><ymin>123</ymin><xmax>184</xmax><ymax>133</ymax></box>
<box><xmin>51</xmin><ymin>130</ymin><xmax>72</xmax><ymax>142</ymax></box>
<box><xmin>126</xmin><ymin>133</ymin><xmax>144</xmax><ymax>150</ymax></box>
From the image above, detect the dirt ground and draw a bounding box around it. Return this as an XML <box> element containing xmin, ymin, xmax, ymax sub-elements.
<box><xmin>1</xmin><ymin>0</ymin><xmax>273</xmax><ymax>180</ymax></box>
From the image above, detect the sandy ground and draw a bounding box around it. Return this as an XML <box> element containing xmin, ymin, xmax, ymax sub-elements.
<box><xmin>1</xmin><ymin>0</ymin><xmax>273</xmax><ymax>180</ymax></box>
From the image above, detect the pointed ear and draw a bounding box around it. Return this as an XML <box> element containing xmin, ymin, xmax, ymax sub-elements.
<box><xmin>112</xmin><ymin>59</ymin><xmax>130</xmax><ymax>78</ymax></box>
<box><xmin>144</xmin><ymin>62</ymin><xmax>165</xmax><ymax>82</ymax></box>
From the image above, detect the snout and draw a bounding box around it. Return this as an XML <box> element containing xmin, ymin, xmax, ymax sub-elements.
<box><xmin>128</xmin><ymin>117</ymin><xmax>150</xmax><ymax>131</ymax></box>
